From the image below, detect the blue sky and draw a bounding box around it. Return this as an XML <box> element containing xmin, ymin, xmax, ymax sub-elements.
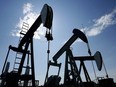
<box><xmin>0</xmin><ymin>0</ymin><xmax>116</xmax><ymax>85</ymax></box>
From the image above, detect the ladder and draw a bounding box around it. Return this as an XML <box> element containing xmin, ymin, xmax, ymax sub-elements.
<box><xmin>13</xmin><ymin>22</ymin><xmax>29</xmax><ymax>72</ymax></box>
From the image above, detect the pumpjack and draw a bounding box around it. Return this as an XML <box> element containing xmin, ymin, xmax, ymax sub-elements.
<box><xmin>51</xmin><ymin>29</ymin><xmax>103</xmax><ymax>87</ymax></box>
<box><xmin>0</xmin><ymin>4</ymin><xmax>53</xmax><ymax>87</ymax></box>
<box><xmin>0</xmin><ymin>3</ymin><xmax>115</xmax><ymax>87</ymax></box>
<box><xmin>45</xmin><ymin>28</ymin><xmax>114</xmax><ymax>87</ymax></box>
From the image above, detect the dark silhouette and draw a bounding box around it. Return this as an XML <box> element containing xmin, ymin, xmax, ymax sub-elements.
<box><xmin>0</xmin><ymin>3</ymin><xmax>115</xmax><ymax>87</ymax></box>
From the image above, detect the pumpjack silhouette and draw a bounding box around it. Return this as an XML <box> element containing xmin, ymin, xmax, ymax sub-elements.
<box><xmin>0</xmin><ymin>4</ymin><xmax>115</xmax><ymax>87</ymax></box>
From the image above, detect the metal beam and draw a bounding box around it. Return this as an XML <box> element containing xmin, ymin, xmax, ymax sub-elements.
<box><xmin>18</xmin><ymin>15</ymin><xmax>42</xmax><ymax>49</ymax></box>
<box><xmin>74</xmin><ymin>56</ymin><xmax>94</xmax><ymax>61</ymax></box>
<box><xmin>53</xmin><ymin>29</ymin><xmax>88</xmax><ymax>62</ymax></box>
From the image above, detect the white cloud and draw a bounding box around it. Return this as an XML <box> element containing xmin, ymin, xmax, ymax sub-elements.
<box><xmin>73</xmin><ymin>8</ymin><xmax>116</xmax><ymax>43</ymax></box>
<box><xmin>85</xmin><ymin>8</ymin><xmax>116</xmax><ymax>37</ymax></box>
<box><xmin>63</xmin><ymin>8</ymin><xmax>116</xmax><ymax>44</ymax></box>
<box><xmin>11</xmin><ymin>3</ymin><xmax>46</xmax><ymax>40</ymax></box>
<box><xmin>16</xmin><ymin>12</ymin><xmax>38</xmax><ymax>29</ymax></box>
<box><xmin>23</xmin><ymin>3</ymin><xmax>33</xmax><ymax>14</ymax></box>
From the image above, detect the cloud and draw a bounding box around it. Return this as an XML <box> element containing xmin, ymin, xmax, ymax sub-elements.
<box><xmin>84</xmin><ymin>8</ymin><xmax>116</xmax><ymax>37</ymax></box>
<box><xmin>63</xmin><ymin>8</ymin><xmax>116</xmax><ymax>44</ymax></box>
<box><xmin>11</xmin><ymin>3</ymin><xmax>46</xmax><ymax>40</ymax></box>
<box><xmin>23</xmin><ymin>3</ymin><xmax>33</xmax><ymax>14</ymax></box>
<box><xmin>72</xmin><ymin>8</ymin><xmax>116</xmax><ymax>44</ymax></box>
